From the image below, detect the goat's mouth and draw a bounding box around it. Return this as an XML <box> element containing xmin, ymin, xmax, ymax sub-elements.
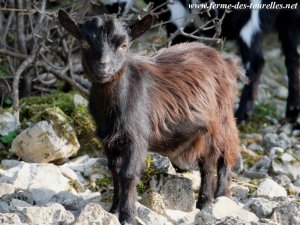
<box><xmin>95</xmin><ymin>74</ymin><xmax>113</xmax><ymax>83</ymax></box>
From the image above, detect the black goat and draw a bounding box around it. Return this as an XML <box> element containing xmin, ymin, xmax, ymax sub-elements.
<box><xmin>144</xmin><ymin>0</ymin><xmax>300</xmax><ymax>123</ymax></box>
<box><xmin>58</xmin><ymin>9</ymin><xmax>241</xmax><ymax>225</ymax></box>
<box><xmin>99</xmin><ymin>0</ymin><xmax>134</xmax><ymax>16</ymax></box>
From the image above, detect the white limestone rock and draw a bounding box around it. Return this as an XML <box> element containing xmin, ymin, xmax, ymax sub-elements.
<box><xmin>73</xmin><ymin>203</ymin><xmax>120</xmax><ymax>225</ymax></box>
<box><xmin>0</xmin><ymin>162</ymin><xmax>70</xmax><ymax>205</ymax></box>
<box><xmin>256</xmin><ymin>178</ymin><xmax>287</xmax><ymax>198</ymax></box>
<box><xmin>21</xmin><ymin>202</ymin><xmax>74</xmax><ymax>224</ymax></box>
<box><xmin>0</xmin><ymin>112</ymin><xmax>19</xmax><ymax>136</ymax></box>
<box><xmin>196</xmin><ymin>197</ymin><xmax>259</xmax><ymax>225</ymax></box>
<box><xmin>11</xmin><ymin>108</ymin><xmax>80</xmax><ymax>163</ymax></box>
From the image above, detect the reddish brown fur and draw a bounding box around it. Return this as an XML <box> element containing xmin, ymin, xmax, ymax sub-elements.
<box><xmin>129</xmin><ymin>42</ymin><xmax>240</xmax><ymax>168</ymax></box>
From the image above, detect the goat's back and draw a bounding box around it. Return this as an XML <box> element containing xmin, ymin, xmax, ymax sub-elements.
<box><xmin>131</xmin><ymin>42</ymin><xmax>239</xmax><ymax>130</ymax></box>
<box><xmin>130</xmin><ymin>42</ymin><xmax>240</xmax><ymax>166</ymax></box>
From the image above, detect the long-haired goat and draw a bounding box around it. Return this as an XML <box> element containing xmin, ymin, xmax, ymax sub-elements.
<box><xmin>58</xmin><ymin>10</ymin><xmax>241</xmax><ymax>225</ymax></box>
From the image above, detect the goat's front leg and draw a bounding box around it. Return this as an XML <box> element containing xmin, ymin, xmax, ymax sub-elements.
<box><xmin>118</xmin><ymin>141</ymin><xmax>146</xmax><ymax>225</ymax></box>
<box><xmin>105</xmin><ymin>148</ymin><xmax>122</xmax><ymax>214</ymax></box>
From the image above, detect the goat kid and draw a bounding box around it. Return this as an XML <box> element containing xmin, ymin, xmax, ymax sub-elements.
<box><xmin>58</xmin><ymin>9</ymin><xmax>241</xmax><ymax>225</ymax></box>
<box><xmin>143</xmin><ymin>0</ymin><xmax>300</xmax><ymax>124</ymax></box>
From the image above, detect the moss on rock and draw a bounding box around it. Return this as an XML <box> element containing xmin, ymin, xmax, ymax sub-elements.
<box><xmin>20</xmin><ymin>92</ymin><xmax>76</xmax><ymax>122</ymax></box>
<box><xmin>137</xmin><ymin>155</ymin><xmax>158</xmax><ymax>194</ymax></box>
<box><xmin>72</xmin><ymin>104</ymin><xmax>103</xmax><ymax>157</ymax></box>
<box><xmin>33</xmin><ymin>107</ymin><xmax>79</xmax><ymax>148</ymax></box>
<box><xmin>19</xmin><ymin>92</ymin><xmax>103</xmax><ymax>157</ymax></box>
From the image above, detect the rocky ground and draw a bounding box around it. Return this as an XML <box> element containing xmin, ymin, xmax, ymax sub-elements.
<box><xmin>0</xmin><ymin>38</ymin><xmax>300</xmax><ymax>225</ymax></box>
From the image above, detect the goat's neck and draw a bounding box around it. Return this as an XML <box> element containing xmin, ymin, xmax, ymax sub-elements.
<box><xmin>89</xmin><ymin>66</ymin><xmax>128</xmax><ymax>119</ymax></box>
<box><xmin>88</xmin><ymin>65</ymin><xmax>132</xmax><ymax>142</ymax></box>
<box><xmin>90</xmin><ymin>64</ymin><xmax>126</xmax><ymax>99</ymax></box>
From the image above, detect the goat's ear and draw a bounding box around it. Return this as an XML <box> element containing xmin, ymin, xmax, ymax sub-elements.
<box><xmin>58</xmin><ymin>9</ymin><xmax>81</xmax><ymax>39</ymax></box>
<box><xmin>130</xmin><ymin>15</ymin><xmax>155</xmax><ymax>40</ymax></box>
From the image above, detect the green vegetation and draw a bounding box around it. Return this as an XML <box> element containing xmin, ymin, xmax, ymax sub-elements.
<box><xmin>287</xmin><ymin>186</ymin><xmax>298</xmax><ymax>196</ymax></box>
<box><xmin>20</xmin><ymin>91</ymin><xmax>76</xmax><ymax>121</ymax></box>
<box><xmin>137</xmin><ymin>155</ymin><xmax>157</xmax><ymax>194</ymax></box>
<box><xmin>96</xmin><ymin>178</ymin><xmax>111</xmax><ymax>189</ymax></box>
<box><xmin>68</xmin><ymin>179</ymin><xmax>83</xmax><ymax>193</ymax></box>
<box><xmin>255</xmin><ymin>102</ymin><xmax>280</xmax><ymax>120</ymax></box>
<box><xmin>247</xmin><ymin>179</ymin><xmax>259</xmax><ymax>197</ymax></box>
<box><xmin>240</xmin><ymin>150</ymin><xmax>261</xmax><ymax>168</ymax></box>
<box><xmin>88</xmin><ymin>177</ymin><xmax>112</xmax><ymax>191</ymax></box>
<box><xmin>72</xmin><ymin>104</ymin><xmax>102</xmax><ymax>156</ymax></box>
<box><xmin>0</xmin><ymin>69</ymin><xmax>9</xmax><ymax>78</ymax></box>
<box><xmin>34</xmin><ymin>107</ymin><xmax>79</xmax><ymax>147</ymax></box>
<box><xmin>294</xmin><ymin>156</ymin><xmax>300</xmax><ymax>163</ymax></box>
<box><xmin>0</xmin><ymin>131</ymin><xmax>16</xmax><ymax>145</ymax></box>
<box><xmin>239</xmin><ymin>102</ymin><xmax>280</xmax><ymax>134</ymax></box>
<box><xmin>18</xmin><ymin>91</ymin><xmax>103</xmax><ymax>156</ymax></box>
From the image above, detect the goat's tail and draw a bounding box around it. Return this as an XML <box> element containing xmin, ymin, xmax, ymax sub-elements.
<box><xmin>222</xmin><ymin>53</ymin><xmax>249</xmax><ymax>84</ymax></box>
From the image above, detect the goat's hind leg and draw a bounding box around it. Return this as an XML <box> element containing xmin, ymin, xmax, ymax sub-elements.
<box><xmin>215</xmin><ymin>156</ymin><xmax>231</xmax><ymax>198</ymax></box>
<box><xmin>196</xmin><ymin>155</ymin><xmax>217</xmax><ymax>209</ymax></box>
<box><xmin>235</xmin><ymin>36</ymin><xmax>265</xmax><ymax>123</ymax></box>
<box><xmin>278</xmin><ymin>12</ymin><xmax>300</xmax><ymax>123</ymax></box>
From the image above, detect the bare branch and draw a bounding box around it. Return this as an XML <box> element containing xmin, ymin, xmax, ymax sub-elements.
<box><xmin>42</xmin><ymin>64</ymin><xmax>89</xmax><ymax>96</ymax></box>
<box><xmin>35</xmin><ymin>0</ymin><xmax>47</xmax><ymax>26</ymax></box>
<box><xmin>12</xmin><ymin>53</ymin><xmax>38</xmax><ymax>121</ymax></box>
<box><xmin>178</xmin><ymin>27</ymin><xmax>223</xmax><ymax>44</ymax></box>
<box><xmin>0</xmin><ymin>8</ymin><xmax>36</xmax><ymax>13</ymax></box>
<box><xmin>33</xmin><ymin>85</ymin><xmax>53</xmax><ymax>93</ymax></box>
<box><xmin>34</xmin><ymin>73</ymin><xmax>57</xmax><ymax>86</ymax></box>
<box><xmin>15</xmin><ymin>0</ymin><xmax>27</xmax><ymax>54</ymax></box>
<box><xmin>1</xmin><ymin>12</ymin><xmax>14</xmax><ymax>46</ymax></box>
<box><xmin>0</xmin><ymin>48</ymin><xmax>26</xmax><ymax>60</ymax></box>
<box><xmin>26</xmin><ymin>0</ymin><xmax>37</xmax><ymax>46</ymax></box>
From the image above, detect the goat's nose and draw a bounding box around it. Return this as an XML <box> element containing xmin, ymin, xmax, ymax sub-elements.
<box><xmin>100</xmin><ymin>55</ymin><xmax>110</xmax><ymax>64</ymax></box>
<box><xmin>97</xmin><ymin>63</ymin><xmax>106</xmax><ymax>69</ymax></box>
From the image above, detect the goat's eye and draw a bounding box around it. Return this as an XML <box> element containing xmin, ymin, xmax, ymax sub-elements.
<box><xmin>119</xmin><ymin>43</ymin><xmax>127</xmax><ymax>50</ymax></box>
<box><xmin>81</xmin><ymin>41</ymin><xmax>90</xmax><ymax>49</ymax></box>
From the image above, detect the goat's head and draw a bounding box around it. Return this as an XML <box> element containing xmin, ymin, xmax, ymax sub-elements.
<box><xmin>58</xmin><ymin>10</ymin><xmax>154</xmax><ymax>84</ymax></box>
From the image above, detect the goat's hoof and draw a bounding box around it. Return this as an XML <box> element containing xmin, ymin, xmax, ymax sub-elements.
<box><xmin>235</xmin><ymin>101</ymin><xmax>253</xmax><ymax>124</ymax></box>
<box><xmin>119</xmin><ymin>212</ymin><xmax>136</xmax><ymax>225</ymax></box>
<box><xmin>214</xmin><ymin>190</ymin><xmax>230</xmax><ymax>198</ymax></box>
<box><xmin>286</xmin><ymin>104</ymin><xmax>300</xmax><ymax>124</ymax></box>
<box><xmin>121</xmin><ymin>222</ymin><xmax>135</xmax><ymax>225</ymax></box>
<box><xmin>196</xmin><ymin>198</ymin><xmax>212</xmax><ymax>210</ymax></box>
<box><xmin>196</xmin><ymin>201</ymin><xmax>209</xmax><ymax>210</ymax></box>
<box><xmin>120</xmin><ymin>219</ymin><xmax>136</xmax><ymax>225</ymax></box>
<box><xmin>109</xmin><ymin>205</ymin><xmax>118</xmax><ymax>214</ymax></box>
